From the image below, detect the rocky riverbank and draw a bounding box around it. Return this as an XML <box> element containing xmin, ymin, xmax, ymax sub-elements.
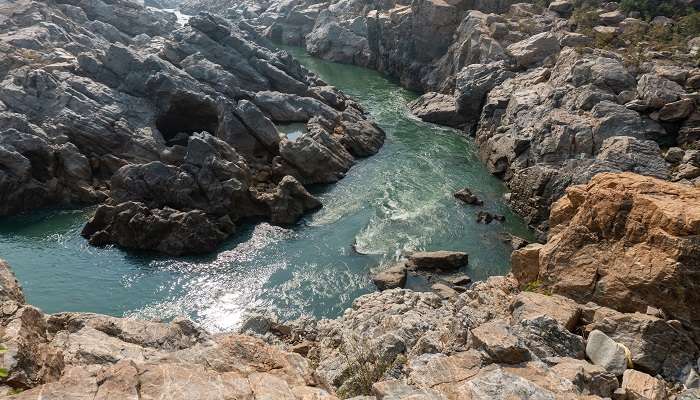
<box><xmin>177</xmin><ymin>0</ymin><xmax>700</xmax><ymax>236</ymax></box>
<box><xmin>1</xmin><ymin>172</ymin><xmax>699</xmax><ymax>399</ymax></box>
<box><xmin>0</xmin><ymin>0</ymin><xmax>384</xmax><ymax>255</ymax></box>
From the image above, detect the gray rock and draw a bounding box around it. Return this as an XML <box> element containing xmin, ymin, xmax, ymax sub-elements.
<box><xmin>548</xmin><ymin>0</ymin><xmax>574</xmax><ymax>15</ymax></box>
<box><xmin>454</xmin><ymin>61</ymin><xmax>514</xmax><ymax>125</ymax></box>
<box><xmin>471</xmin><ymin>319</ymin><xmax>530</xmax><ymax>364</ymax></box>
<box><xmin>515</xmin><ymin>316</ymin><xmax>585</xmax><ymax>360</ymax></box>
<box><xmin>408</xmin><ymin>92</ymin><xmax>465</xmax><ymax>127</ymax></box>
<box><xmin>585</xmin><ymin>330</ymin><xmax>629</xmax><ymax>376</ymax></box>
<box><xmin>588</xmin><ymin>313</ymin><xmax>699</xmax><ymax>382</ymax></box>
<box><xmin>506</xmin><ymin>32</ymin><xmax>561</xmax><ymax>68</ymax></box>
<box><xmin>599</xmin><ymin>10</ymin><xmax>625</xmax><ymax>26</ymax></box>
<box><xmin>665</xmin><ymin>147</ymin><xmax>685</xmax><ymax>164</ymax></box>
<box><xmin>234</xmin><ymin>100</ymin><xmax>281</xmax><ymax>148</ymax></box>
<box><xmin>82</xmin><ymin>202</ymin><xmax>236</xmax><ymax>255</ymax></box>
<box><xmin>658</xmin><ymin>99</ymin><xmax>695</xmax><ymax>121</ymax></box>
<box><xmin>637</xmin><ymin>73</ymin><xmax>686</xmax><ymax>108</ymax></box>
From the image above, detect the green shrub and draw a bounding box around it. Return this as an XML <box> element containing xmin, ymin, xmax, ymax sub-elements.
<box><xmin>571</xmin><ymin>6</ymin><xmax>600</xmax><ymax>33</ymax></box>
<box><xmin>619</xmin><ymin>0</ymin><xmax>693</xmax><ymax>19</ymax></box>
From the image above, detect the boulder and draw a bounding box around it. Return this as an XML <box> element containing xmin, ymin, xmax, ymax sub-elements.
<box><xmin>513</xmin><ymin>315</ymin><xmax>585</xmax><ymax>360</ymax></box>
<box><xmin>658</xmin><ymin>98</ymin><xmax>695</xmax><ymax>121</ymax></box>
<box><xmin>599</xmin><ymin>10</ymin><xmax>625</xmax><ymax>26</ymax></box>
<box><xmin>431</xmin><ymin>283</ymin><xmax>459</xmax><ymax>300</ymax></box>
<box><xmin>470</xmin><ymin>319</ymin><xmax>530</xmax><ymax>364</ymax></box>
<box><xmin>506</xmin><ymin>32</ymin><xmax>560</xmax><ymax>68</ymax></box>
<box><xmin>637</xmin><ymin>73</ymin><xmax>686</xmax><ymax>108</ymax></box>
<box><xmin>551</xmin><ymin>358</ymin><xmax>619</xmax><ymax>397</ymax></box>
<box><xmin>253</xmin><ymin>175</ymin><xmax>322</xmax><ymax>225</ymax></box>
<box><xmin>587</xmin><ymin>312</ymin><xmax>699</xmax><ymax>382</ymax></box>
<box><xmin>406</xmin><ymin>251</ymin><xmax>468</xmax><ymax>271</ymax></box>
<box><xmin>408</xmin><ymin>92</ymin><xmax>465</xmax><ymax>127</ymax></box>
<box><xmin>510</xmin><ymin>244</ymin><xmax>542</xmax><ymax>287</ymax></box>
<box><xmin>372</xmin><ymin>262</ymin><xmax>408</xmax><ymax>291</ymax></box>
<box><xmin>82</xmin><ymin>202</ymin><xmax>236</xmax><ymax>256</ymax></box>
<box><xmin>548</xmin><ymin>0</ymin><xmax>574</xmax><ymax>16</ymax></box>
<box><xmin>584</xmin><ymin>330</ymin><xmax>629</xmax><ymax>376</ymax></box>
<box><xmin>665</xmin><ymin>147</ymin><xmax>685</xmax><ymax>164</ymax></box>
<box><xmin>538</xmin><ymin>173</ymin><xmax>700</xmax><ymax>340</ymax></box>
<box><xmin>454</xmin><ymin>61</ymin><xmax>514</xmax><ymax>125</ymax></box>
<box><xmin>621</xmin><ymin>370</ymin><xmax>667</xmax><ymax>400</ymax></box>
<box><xmin>510</xmin><ymin>292</ymin><xmax>580</xmax><ymax>331</ymax></box>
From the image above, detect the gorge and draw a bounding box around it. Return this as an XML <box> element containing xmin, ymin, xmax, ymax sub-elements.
<box><xmin>0</xmin><ymin>0</ymin><xmax>699</xmax><ymax>398</ymax></box>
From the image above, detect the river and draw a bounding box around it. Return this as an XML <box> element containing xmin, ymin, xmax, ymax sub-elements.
<box><xmin>0</xmin><ymin>46</ymin><xmax>532</xmax><ymax>332</ymax></box>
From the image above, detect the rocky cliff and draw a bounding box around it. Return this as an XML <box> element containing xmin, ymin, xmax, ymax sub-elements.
<box><xmin>3</xmin><ymin>172</ymin><xmax>700</xmax><ymax>399</ymax></box>
<box><xmin>177</xmin><ymin>0</ymin><xmax>700</xmax><ymax>236</ymax></box>
<box><xmin>0</xmin><ymin>0</ymin><xmax>384</xmax><ymax>255</ymax></box>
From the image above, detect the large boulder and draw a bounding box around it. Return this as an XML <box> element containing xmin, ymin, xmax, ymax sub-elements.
<box><xmin>587</xmin><ymin>312</ymin><xmax>699</xmax><ymax>382</ymax></box>
<box><xmin>372</xmin><ymin>262</ymin><xmax>408</xmax><ymax>291</ymax></box>
<box><xmin>539</xmin><ymin>173</ymin><xmax>700</xmax><ymax>341</ymax></box>
<box><xmin>585</xmin><ymin>330</ymin><xmax>629</xmax><ymax>376</ymax></box>
<box><xmin>406</xmin><ymin>251</ymin><xmax>469</xmax><ymax>271</ymax></box>
<box><xmin>408</xmin><ymin>92</ymin><xmax>466</xmax><ymax>127</ymax></box>
<box><xmin>506</xmin><ymin>32</ymin><xmax>560</xmax><ymax>68</ymax></box>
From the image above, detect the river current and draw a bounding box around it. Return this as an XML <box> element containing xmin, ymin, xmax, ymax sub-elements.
<box><xmin>0</xmin><ymin>46</ymin><xmax>532</xmax><ymax>332</ymax></box>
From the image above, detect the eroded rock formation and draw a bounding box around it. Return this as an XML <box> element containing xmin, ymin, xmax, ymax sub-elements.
<box><xmin>0</xmin><ymin>0</ymin><xmax>384</xmax><ymax>254</ymax></box>
<box><xmin>518</xmin><ymin>173</ymin><xmax>700</xmax><ymax>342</ymax></box>
<box><xmin>179</xmin><ymin>0</ymin><xmax>700</xmax><ymax>236</ymax></box>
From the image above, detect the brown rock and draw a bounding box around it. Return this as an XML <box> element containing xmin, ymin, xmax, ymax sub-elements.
<box><xmin>510</xmin><ymin>243</ymin><xmax>542</xmax><ymax>287</ymax></box>
<box><xmin>510</xmin><ymin>292</ymin><xmax>581</xmax><ymax>331</ymax></box>
<box><xmin>431</xmin><ymin>283</ymin><xmax>458</xmax><ymax>300</ymax></box>
<box><xmin>470</xmin><ymin>319</ymin><xmax>530</xmax><ymax>364</ymax></box>
<box><xmin>406</xmin><ymin>251</ymin><xmax>468</xmax><ymax>271</ymax></box>
<box><xmin>658</xmin><ymin>98</ymin><xmax>694</xmax><ymax>121</ymax></box>
<box><xmin>551</xmin><ymin>357</ymin><xmax>619</xmax><ymax>397</ymax></box>
<box><xmin>372</xmin><ymin>262</ymin><xmax>407</xmax><ymax>291</ymax></box>
<box><xmin>538</xmin><ymin>173</ymin><xmax>700</xmax><ymax>338</ymax></box>
<box><xmin>0</xmin><ymin>259</ymin><xmax>25</xmax><ymax>303</ymax></box>
<box><xmin>621</xmin><ymin>370</ymin><xmax>667</xmax><ymax>400</ymax></box>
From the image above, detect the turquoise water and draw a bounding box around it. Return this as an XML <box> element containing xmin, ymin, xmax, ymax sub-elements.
<box><xmin>0</xmin><ymin>48</ymin><xmax>532</xmax><ymax>332</ymax></box>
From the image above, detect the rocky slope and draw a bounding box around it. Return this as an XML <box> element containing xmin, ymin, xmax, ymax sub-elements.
<box><xmin>0</xmin><ymin>173</ymin><xmax>698</xmax><ymax>398</ymax></box>
<box><xmin>0</xmin><ymin>0</ymin><xmax>384</xmax><ymax>255</ymax></box>
<box><xmin>174</xmin><ymin>0</ymin><xmax>700</xmax><ymax>236</ymax></box>
<box><xmin>0</xmin><ymin>261</ymin><xmax>336</xmax><ymax>399</ymax></box>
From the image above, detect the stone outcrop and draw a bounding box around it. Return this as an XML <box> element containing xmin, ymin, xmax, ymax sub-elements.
<box><xmin>533</xmin><ymin>173</ymin><xmax>700</xmax><ymax>340</ymax></box>
<box><xmin>0</xmin><ymin>0</ymin><xmax>384</xmax><ymax>254</ymax></box>
<box><xmin>0</xmin><ymin>258</ymin><xmax>335</xmax><ymax>398</ymax></box>
<box><xmin>190</xmin><ymin>0</ymin><xmax>700</xmax><ymax>236</ymax></box>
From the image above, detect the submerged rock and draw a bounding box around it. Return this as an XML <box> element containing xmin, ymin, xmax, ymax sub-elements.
<box><xmin>454</xmin><ymin>187</ymin><xmax>484</xmax><ymax>205</ymax></box>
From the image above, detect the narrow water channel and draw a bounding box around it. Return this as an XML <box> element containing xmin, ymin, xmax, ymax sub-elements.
<box><xmin>0</xmin><ymin>47</ymin><xmax>532</xmax><ymax>332</ymax></box>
